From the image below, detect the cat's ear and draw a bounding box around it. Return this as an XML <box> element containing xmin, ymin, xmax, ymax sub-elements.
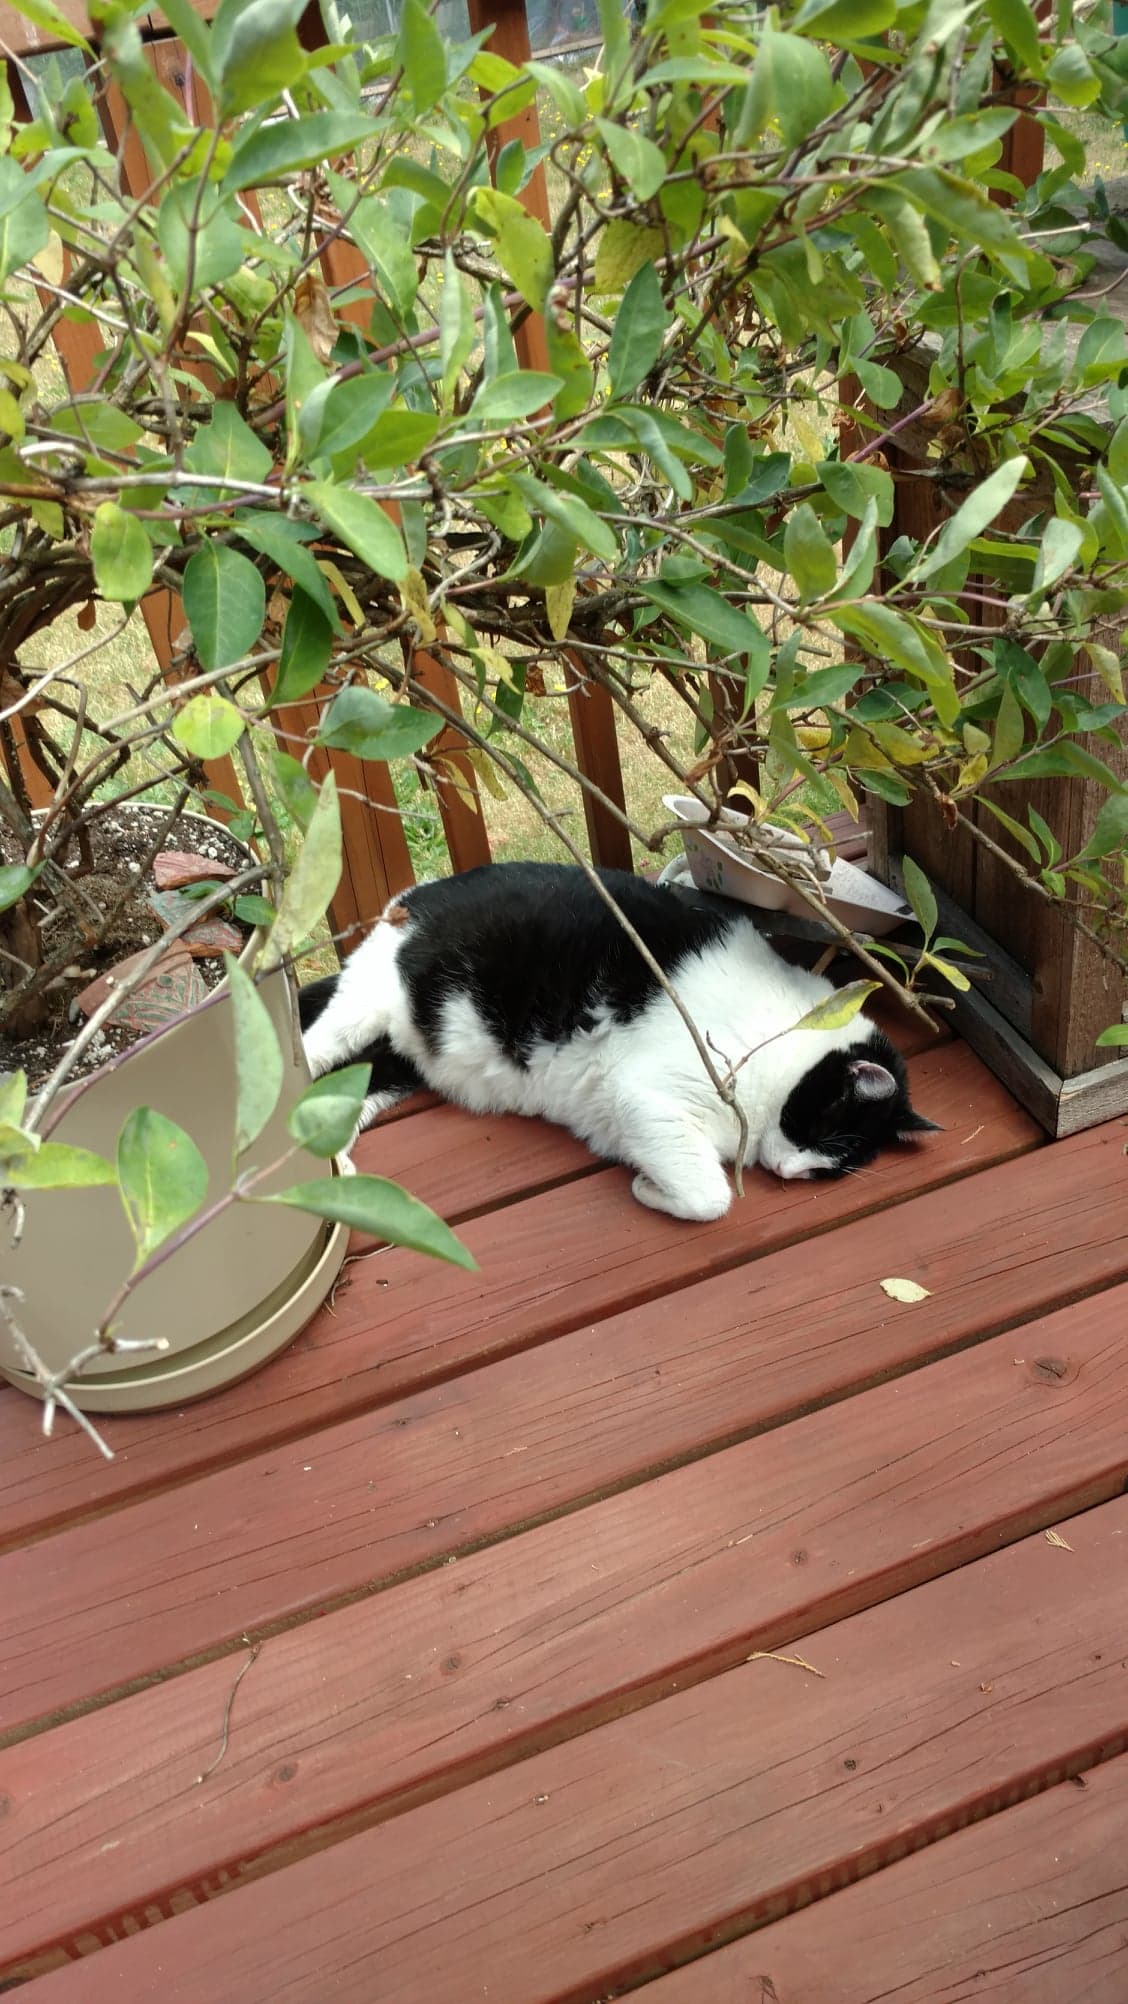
<box><xmin>848</xmin><ymin>1058</ymin><xmax>898</xmax><ymax>1102</ymax></box>
<box><xmin>898</xmin><ymin>1109</ymin><xmax>943</xmax><ymax>1136</ymax></box>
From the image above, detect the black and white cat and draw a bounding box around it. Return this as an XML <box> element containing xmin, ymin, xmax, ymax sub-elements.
<box><xmin>299</xmin><ymin>862</ymin><xmax>937</xmax><ymax>1222</ymax></box>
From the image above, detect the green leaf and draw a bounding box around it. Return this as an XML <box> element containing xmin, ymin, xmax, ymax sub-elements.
<box><xmin>1046</xmin><ymin>45</ymin><xmax>1100</xmax><ymax>109</ymax></box>
<box><xmin>263</xmin><ymin>1173</ymin><xmax>476</xmax><ymax>1268</ymax></box>
<box><xmin>993</xmin><ymin>636</ymin><xmax>1051</xmax><ymax>731</ymax></box>
<box><xmin>0</xmin><ymin>169</ymin><xmax>48</xmax><ymax>285</ymax></box>
<box><xmin>511</xmin><ymin>473</ymin><xmax>618</xmax><ymax>563</ymax></box>
<box><xmin>439</xmin><ymin>248</ymin><xmax>475</xmax><ymax>403</ymax></box>
<box><xmin>739</xmin><ymin>25</ymin><xmax>833</xmax><ymax>150</ymax></box>
<box><xmin>0</xmin><ymin>1069</ymin><xmax>26</xmax><ymax>1126</ymax></box>
<box><xmin>233</xmin><ymin>512</ymin><xmax>338</xmax><ymax>629</ymax></box>
<box><xmin>172</xmin><ymin>691</ymin><xmax>246</xmax><ymax>760</ymax></box>
<box><xmin>907</xmin><ymin>457</ymin><xmax>1028</xmax><ymax>583</ymax></box>
<box><xmin>181</xmin><ymin>403</ymin><xmax>272</xmax><ymax>504</ymax></box>
<box><xmin>1082</xmin><ymin>792</ymin><xmax>1128</xmax><ymax>862</ymax></box>
<box><xmin>0</xmin><ymin>863</ymin><xmax>38</xmax><ymax>914</ymax></box>
<box><xmin>348</xmin><ymin>193</ymin><xmax>420</xmax><ymax>321</ymax></box>
<box><xmin>157</xmin><ymin>185</ymin><xmax>245</xmax><ymax>292</ymax></box>
<box><xmin>1005</xmin><ymin>743</ymin><xmax>1126</xmax><ymax>789</ymax></box>
<box><xmin>783</xmin><ymin>502</ymin><xmax>837</xmax><ymax>602</ymax></box>
<box><xmin>117</xmin><ymin>1108</ymin><xmax>209</xmax><ymax>1270</ymax></box>
<box><xmin>817</xmin><ymin>459</ymin><xmax>894</xmax><ymax>528</ymax></box>
<box><xmin>985</xmin><ymin>0</ymin><xmax>1042</xmax><ymax>73</ymax></box>
<box><xmin>233</xmin><ymin>895</ymin><xmax>276</xmax><ymax>928</ymax></box>
<box><xmin>272</xmin><ymin>589</ymin><xmax>333</xmax><ymax>706</ymax></box>
<box><xmin>607</xmin><ymin>263</ymin><xmax>670</xmax><ymax>401</ymax></box>
<box><xmin>91</xmin><ymin>502</ymin><xmax>153</xmax><ymax>604</ymax></box>
<box><xmin>793</xmin><ymin>980</ymin><xmax>880</xmax><ymax>1034</ymax></box>
<box><xmin>471</xmin><ymin>186</ymin><xmax>554</xmax><ymax>312</ymax></box>
<box><xmin>224</xmin><ymin>113</ymin><xmax>376</xmax><ymax>195</ymax></box>
<box><xmin>287</xmin><ymin>1064</ymin><xmax>371</xmax><ymax>1157</ymax></box>
<box><xmin>273</xmin><ymin>747</ymin><xmax>318</xmax><ymax>832</ymax></box>
<box><xmin>785</xmin><ymin>662</ymin><xmax>863</xmax><ymax>709</ymax></box>
<box><xmin>979</xmin><ymin>798</ymin><xmax>1042</xmax><ymax>863</ymax></box>
<box><xmin>303</xmin><ymin>480</ymin><xmax>407</xmax><ymax>583</ymax></box>
<box><xmin>182</xmin><ymin>544</ymin><xmax>266</xmax><ymax>670</ymax></box>
<box><xmin>215</xmin><ymin>0</ymin><xmax>308</xmax><ymax>116</ymax></box>
<box><xmin>640</xmin><ymin>582</ymin><xmax>770</xmax><ymax>692</ymax></box>
<box><xmin>469</xmin><ymin>371</ymin><xmax>564</xmax><ymax>422</ymax></box>
<box><xmin>1031</xmin><ymin>515</ymin><xmax>1083</xmax><ymax>595</ymax></box>
<box><xmin>2</xmin><ymin>1140</ymin><xmax>117</xmax><ymax>1189</ymax></box>
<box><xmin>315</xmin><ymin>686</ymin><xmax>441</xmax><ymax>761</ymax></box>
<box><xmin>224</xmin><ymin>954</ymin><xmax>284</xmax><ymax>1156</ymax></box>
<box><xmin>396</xmin><ymin>0</ymin><xmax>447</xmax><ymax>113</ymax></box>
<box><xmin>887</xmin><ymin>169</ymin><xmax>1025</xmax><ymax>262</ymax></box>
<box><xmin>359</xmin><ymin>410</ymin><xmax>439</xmax><ymax>468</ymax></box>
<box><xmin>830</xmin><ymin>603</ymin><xmax>959</xmax><ymax>727</ymax></box>
<box><xmin>990</xmin><ymin>680</ymin><xmax>1026</xmax><ymax>770</ymax></box>
<box><xmin>794</xmin><ymin>0</ymin><xmax>895</xmax><ymax>34</ymax></box>
<box><xmin>596</xmin><ymin>117</ymin><xmax>667</xmax><ymax>201</ymax></box>
<box><xmin>261</xmin><ymin>770</ymin><xmax>342</xmax><ymax>973</ymax></box>
<box><xmin>902</xmin><ymin>856</ymin><xmax>937</xmax><ymax>942</ymax></box>
<box><xmin>1096</xmin><ymin>1024</ymin><xmax>1128</xmax><ymax>1048</ymax></box>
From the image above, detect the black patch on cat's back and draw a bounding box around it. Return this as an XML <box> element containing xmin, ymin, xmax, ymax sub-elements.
<box><xmin>394</xmin><ymin>862</ymin><xmax>735</xmax><ymax>1063</ymax></box>
<box><xmin>779</xmin><ymin>1027</ymin><xmax>926</xmax><ymax>1173</ymax></box>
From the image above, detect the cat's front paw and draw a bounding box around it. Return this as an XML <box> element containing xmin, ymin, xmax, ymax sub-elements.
<box><xmin>631</xmin><ymin>1172</ymin><xmax>730</xmax><ymax>1222</ymax></box>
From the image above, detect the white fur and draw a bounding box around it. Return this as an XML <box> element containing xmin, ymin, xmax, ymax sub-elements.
<box><xmin>303</xmin><ymin>895</ymin><xmax>875</xmax><ymax>1222</ymax></box>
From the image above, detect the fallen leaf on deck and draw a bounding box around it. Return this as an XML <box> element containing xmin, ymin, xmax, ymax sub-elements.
<box><xmin>747</xmin><ymin>1649</ymin><xmax>824</xmax><ymax>1679</ymax></box>
<box><xmin>880</xmin><ymin>1277</ymin><xmax>931</xmax><ymax>1303</ymax></box>
<box><xmin>1045</xmin><ymin>1529</ymin><xmax>1073</xmax><ymax>1551</ymax></box>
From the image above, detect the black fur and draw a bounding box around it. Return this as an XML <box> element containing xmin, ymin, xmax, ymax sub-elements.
<box><xmin>779</xmin><ymin>1030</ymin><xmax>937</xmax><ymax>1175</ymax></box>
<box><xmin>388</xmin><ymin>863</ymin><xmax>733</xmax><ymax>1066</ymax></box>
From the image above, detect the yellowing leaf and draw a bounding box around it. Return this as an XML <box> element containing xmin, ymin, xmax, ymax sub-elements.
<box><xmin>465</xmin><ymin>745</ymin><xmax>508</xmax><ymax>801</ymax></box>
<box><xmin>880</xmin><ymin>1277</ymin><xmax>931</xmax><ymax>1303</ymax></box>
<box><xmin>318</xmin><ymin>559</ymin><xmax>364</xmax><ymax>629</ymax></box>
<box><xmin>1086</xmin><ymin>642</ymin><xmax>1125</xmax><ymax>704</ymax></box>
<box><xmin>593</xmin><ymin>220</ymin><xmax>663</xmax><ymax>292</ymax></box>
<box><xmin>545</xmin><ymin>576</ymin><xmax>575</xmax><ymax>642</ymax></box>
<box><xmin>400</xmin><ymin>566</ymin><xmax>437</xmax><ymax>646</ymax></box>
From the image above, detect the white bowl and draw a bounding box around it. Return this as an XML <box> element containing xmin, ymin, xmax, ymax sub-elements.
<box><xmin>663</xmin><ymin>795</ymin><xmax>912</xmax><ymax>937</ymax></box>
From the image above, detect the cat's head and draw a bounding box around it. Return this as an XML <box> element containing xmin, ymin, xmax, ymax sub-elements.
<box><xmin>758</xmin><ymin>1028</ymin><xmax>939</xmax><ymax>1181</ymax></box>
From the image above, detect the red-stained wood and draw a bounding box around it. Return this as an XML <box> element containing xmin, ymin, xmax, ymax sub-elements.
<box><xmin>408</xmin><ymin>643</ymin><xmax>494</xmax><ymax>874</ymax></box>
<box><xmin>4</xmin><ymin>1287</ymin><xmax>1128</xmax><ymax>1967</ymax></box>
<box><xmin>2</xmin><ymin>1130</ymin><xmax>1123</xmax><ymax>1738</ymax></box>
<box><xmin>0</xmin><ymin>1041</ymin><xmax>1037</xmax><ymax>1545</ymax></box>
<box><xmin>647</xmin><ymin>1752</ymin><xmax>1128</xmax><ymax>2003</ymax></box>
<box><xmin>11</xmin><ymin>1496</ymin><xmax>1128</xmax><ymax>2000</ymax></box>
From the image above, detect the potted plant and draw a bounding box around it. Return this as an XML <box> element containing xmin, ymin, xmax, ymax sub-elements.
<box><xmin>2</xmin><ymin>0</ymin><xmax>1127</xmax><ymax>1446</ymax></box>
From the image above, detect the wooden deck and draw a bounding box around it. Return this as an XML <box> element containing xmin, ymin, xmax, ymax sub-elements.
<box><xmin>3</xmin><ymin>1010</ymin><xmax>1128</xmax><ymax>2001</ymax></box>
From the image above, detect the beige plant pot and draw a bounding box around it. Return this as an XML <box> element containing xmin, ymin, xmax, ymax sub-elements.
<box><xmin>0</xmin><ymin>820</ymin><xmax>348</xmax><ymax>1413</ymax></box>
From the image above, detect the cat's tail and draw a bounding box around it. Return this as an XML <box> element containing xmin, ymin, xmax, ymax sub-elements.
<box><xmin>298</xmin><ymin>975</ymin><xmax>424</xmax><ymax>1129</ymax></box>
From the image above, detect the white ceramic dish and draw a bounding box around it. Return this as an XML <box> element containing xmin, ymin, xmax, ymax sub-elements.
<box><xmin>663</xmin><ymin>794</ymin><xmax>912</xmax><ymax>937</ymax></box>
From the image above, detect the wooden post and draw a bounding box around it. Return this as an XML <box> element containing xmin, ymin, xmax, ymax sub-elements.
<box><xmin>466</xmin><ymin>0</ymin><xmax>633</xmax><ymax>871</ymax></box>
<box><xmin>860</xmin><ymin>98</ymin><xmax>1128</xmax><ymax>1131</ymax></box>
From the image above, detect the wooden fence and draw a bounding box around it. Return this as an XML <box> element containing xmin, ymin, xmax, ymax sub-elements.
<box><xmin>2</xmin><ymin>0</ymin><xmax>1124</xmax><ymax>1131</ymax></box>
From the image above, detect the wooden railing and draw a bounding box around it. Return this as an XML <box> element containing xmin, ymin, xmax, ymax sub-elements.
<box><xmin>0</xmin><ymin>0</ymin><xmax>630</xmax><ymax>953</ymax></box>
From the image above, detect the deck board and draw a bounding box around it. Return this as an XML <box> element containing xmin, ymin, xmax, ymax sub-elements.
<box><xmin>0</xmin><ymin>1041</ymin><xmax>1035</xmax><ymax>1548</ymax></box>
<box><xmin>2</xmin><ymin>1133</ymin><xmax>1125</xmax><ymax>1733</ymax></box>
<box><xmin>11</xmin><ymin>1498</ymin><xmax>1128</xmax><ymax>2000</ymax></box>
<box><xmin>4</xmin><ymin>1287</ymin><xmax>1128</xmax><ymax>1975</ymax></box>
<box><xmin>645</xmin><ymin>1752</ymin><xmax>1128</xmax><ymax>2002</ymax></box>
<box><xmin>4</xmin><ymin>1017</ymin><xmax>1127</xmax><ymax>2001</ymax></box>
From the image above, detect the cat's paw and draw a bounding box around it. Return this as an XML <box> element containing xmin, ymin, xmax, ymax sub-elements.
<box><xmin>631</xmin><ymin>1172</ymin><xmax>730</xmax><ymax>1222</ymax></box>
